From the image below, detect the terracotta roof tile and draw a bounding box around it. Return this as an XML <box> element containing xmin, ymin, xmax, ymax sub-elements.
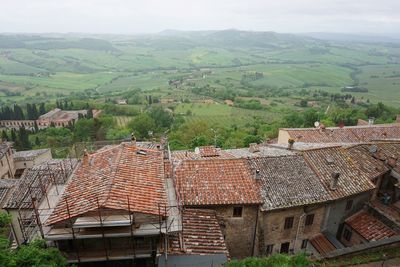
<box><xmin>310</xmin><ymin>233</ymin><xmax>336</xmax><ymax>254</ymax></box>
<box><xmin>346</xmin><ymin>211</ymin><xmax>397</xmax><ymax>241</ymax></box>
<box><xmin>170</xmin><ymin>209</ymin><xmax>229</xmax><ymax>256</ymax></box>
<box><xmin>248</xmin><ymin>156</ymin><xmax>328</xmax><ymax>210</ymax></box>
<box><xmin>346</xmin><ymin>145</ymin><xmax>389</xmax><ymax>179</ymax></box>
<box><xmin>47</xmin><ymin>143</ymin><xmax>167</xmax><ymax>225</ymax></box>
<box><xmin>303</xmin><ymin>147</ymin><xmax>375</xmax><ymax>200</ymax></box>
<box><xmin>175</xmin><ymin>159</ymin><xmax>262</xmax><ymax>206</ymax></box>
<box><xmin>282</xmin><ymin>124</ymin><xmax>400</xmax><ymax>143</ymax></box>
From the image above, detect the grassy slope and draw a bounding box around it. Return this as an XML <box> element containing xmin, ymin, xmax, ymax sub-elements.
<box><xmin>0</xmin><ymin>32</ymin><xmax>399</xmax><ymax>107</ymax></box>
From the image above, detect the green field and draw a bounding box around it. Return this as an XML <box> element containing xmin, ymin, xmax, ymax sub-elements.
<box><xmin>1</xmin><ymin>31</ymin><xmax>400</xmax><ymax>108</ymax></box>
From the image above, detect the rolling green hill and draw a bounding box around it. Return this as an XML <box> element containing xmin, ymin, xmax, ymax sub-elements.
<box><xmin>0</xmin><ymin>30</ymin><xmax>400</xmax><ymax>107</ymax></box>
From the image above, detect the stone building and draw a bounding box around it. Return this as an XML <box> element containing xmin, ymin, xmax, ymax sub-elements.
<box><xmin>248</xmin><ymin>155</ymin><xmax>329</xmax><ymax>255</ymax></box>
<box><xmin>174</xmin><ymin>157</ymin><xmax>262</xmax><ymax>259</ymax></box>
<box><xmin>340</xmin><ymin>210</ymin><xmax>397</xmax><ymax>247</ymax></box>
<box><xmin>0</xmin><ymin>108</ymin><xmax>102</xmax><ymax>130</ymax></box>
<box><xmin>303</xmin><ymin>147</ymin><xmax>376</xmax><ymax>237</ymax></box>
<box><xmin>13</xmin><ymin>148</ymin><xmax>52</xmax><ymax>177</ymax></box>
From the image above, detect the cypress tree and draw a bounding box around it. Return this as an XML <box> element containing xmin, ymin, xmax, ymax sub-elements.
<box><xmin>18</xmin><ymin>126</ymin><xmax>31</xmax><ymax>150</ymax></box>
<box><xmin>32</xmin><ymin>103</ymin><xmax>39</xmax><ymax>119</ymax></box>
<box><xmin>87</xmin><ymin>108</ymin><xmax>93</xmax><ymax>119</ymax></box>
<box><xmin>39</xmin><ymin>103</ymin><xmax>46</xmax><ymax>115</ymax></box>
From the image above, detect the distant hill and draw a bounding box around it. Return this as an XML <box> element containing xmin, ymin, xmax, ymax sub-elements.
<box><xmin>300</xmin><ymin>32</ymin><xmax>400</xmax><ymax>44</ymax></box>
<box><xmin>137</xmin><ymin>29</ymin><xmax>321</xmax><ymax>49</ymax></box>
<box><xmin>0</xmin><ymin>35</ymin><xmax>117</xmax><ymax>51</ymax></box>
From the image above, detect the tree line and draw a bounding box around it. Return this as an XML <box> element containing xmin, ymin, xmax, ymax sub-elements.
<box><xmin>0</xmin><ymin>103</ymin><xmax>46</xmax><ymax>120</ymax></box>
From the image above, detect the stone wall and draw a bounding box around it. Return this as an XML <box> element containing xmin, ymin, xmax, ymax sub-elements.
<box><xmin>212</xmin><ymin>205</ymin><xmax>259</xmax><ymax>259</ymax></box>
<box><xmin>258</xmin><ymin>204</ymin><xmax>325</xmax><ymax>255</ymax></box>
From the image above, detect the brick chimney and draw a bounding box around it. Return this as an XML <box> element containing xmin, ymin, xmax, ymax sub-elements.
<box><xmin>131</xmin><ymin>132</ymin><xmax>136</xmax><ymax>146</ymax></box>
<box><xmin>330</xmin><ymin>172</ymin><xmax>340</xmax><ymax>190</ymax></box>
<box><xmin>368</xmin><ymin>117</ymin><xmax>375</xmax><ymax>126</ymax></box>
<box><xmin>288</xmin><ymin>138</ymin><xmax>295</xmax><ymax>150</ymax></box>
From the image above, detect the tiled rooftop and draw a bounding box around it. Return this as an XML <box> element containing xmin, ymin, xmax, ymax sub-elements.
<box><xmin>345</xmin><ymin>211</ymin><xmax>397</xmax><ymax>241</ymax></box>
<box><xmin>310</xmin><ymin>233</ymin><xmax>336</xmax><ymax>255</ymax></box>
<box><xmin>172</xmin><ymin>145</ymin><xmax>296</xmax><ymax>161</ymax></box>
<box><xmin>47</xmin><ymin>143</ymin><xmax>167</xmax><ymax>225</ymax></box>
<box><xmin>346</xmin><ymin>144</ymin><xmax>389</xmax><ymax>180</ymax></box>
<box><xmin>174</xmin><ymin>158</ymin><xmax>262</xmax><ymax>206</ymax></box>
<box><xmin>281</xmin><ymin>124</ymin><xmax>400</xmax><ymax>143</ymax></box>
<box><xmin>303</xmin><ymin>147</ymin><xmax>375</xmax><ymax>200</ymax></box>
<box><xmin>170</xmin><ymin>209</ymin><xmax>229</xmax><ymax>256</ymax></box>
<box><xmin>13</xmin><ymin>148</ymin><xmax>50</xmax><ymax>161</ymax></box>
<box><xmin>248</xmin><ymin>156</ymin><xmax>328</xmax><ymax>210</ymax></box>
<box><xmin>5</xmin><ymin>159</ymin><xmax>77</xmax><ymax>209</ymax></box>
<box><xmin>0</xmin><ymin>142</ymin><xmax>12</xmax><ymax>158</ymax></box>
<box><xmin>225</xmin><ymin>146</ymin><xmax>296</xmax><ymax>158</ymax></box>
<box><xmin>0</xmin><ymin>179</ymin><xmax>17</xmax><ymax>205</ymax></box>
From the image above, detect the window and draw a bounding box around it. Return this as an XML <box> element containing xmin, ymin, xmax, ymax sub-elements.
<box><xmin>265</xmin><ymin>244</ymin><xmax>274</xmax><ymax>255</ymax></box>
<box><xmin>305</xmin><ymin>214</ymin><xmax>314</xmax><ymax>226</ymax></box>
<box><xmin>24</xmin><ymin>163</ymin><xmax>27</xmax><ymax>167</ymax></box>
<box><xmin>345</xmin><ymin>199</ymin><xmax>353</xmax><ymax>211</ymax></box>
<box><xmin>280</xmin><ymin>242</ymin><xmax>290</xmax><ymax>253</ymax></box>
<box><xmin>233</xmin><ymin>206</ymin><xmax>243</xmax><ymax>217</ymax></box>
<box><xmin>284</xmin><ymin>217</ymin><xmax>294</xmax><ymax>229</ymax></box>
<box><xmin>301</xmin><ymin>239</ymin><xmax>308</xmax><ymax>249</ymax></box>
<box><xmin>343</xmin><ymin>228</ymin><xmax>352</xmax><ymax>241</ymax></box>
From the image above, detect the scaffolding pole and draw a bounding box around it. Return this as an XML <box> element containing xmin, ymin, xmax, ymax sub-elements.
<box><xmin>127</xmin><ymin>196</ymin><xmax>136</xmax><ymax>267</ymax></box>
<box><xmin>65</xmin><ymin>198</ymin><xmax>80</xmax><ymax>263</ymax></box>
<box><xmin>96</xmin><ymin>197</ymin><xmax>109</xmax><ymax>261</ymax></box>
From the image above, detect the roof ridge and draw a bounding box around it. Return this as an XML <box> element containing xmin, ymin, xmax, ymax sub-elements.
<box><xmin>101</xmin><ymin>145</ymin><xmax>124</xmax><ymax>207</ymax></box>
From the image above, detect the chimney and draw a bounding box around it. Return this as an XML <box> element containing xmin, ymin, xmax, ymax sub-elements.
<box><xmin>249</xmin><ymin>143</ymin><xmax>260</xmax><ymax>153</ymax></box>
<box><xmin>254</xmin><ymin>169</ymin><xmax>261</xmax><ymax>180</ymax></box>
<box><xmin>368</xmin><ymin>117</ymin><xmax>375</xmax><ymax>126</ymax></box>
<box><xmin>131</xmin><ymin>132</ymin><xmax>136</xmax><ymax>146</ymax></box>
<box><xmin>330</xmin><ymin>172</ymin><xmax>340</xmax><ymax>190</ymax></box>
<box><xmin>288</xmin><ymin>138</ymin><xmax>295</xmax><ymax>150</ymax></box>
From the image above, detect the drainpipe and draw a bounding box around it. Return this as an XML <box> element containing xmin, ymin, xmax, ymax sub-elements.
<box><xmin>251</xmin><ymin>207</ymin><xmax>260</xmax><ymax>256</ymax></box>
<box><xmin>294</xmin><ymin>213</ymin><xmax>306</xmax><ymax>253</ymax></box>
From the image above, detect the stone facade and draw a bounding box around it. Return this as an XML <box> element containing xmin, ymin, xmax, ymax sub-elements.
<box><xmin>185</xmin><ymin>205</ymin><xmax>259</xmax><ymax>259</ymax></box>
<box><xmin>258</xmin><ymin>204</ymin><xmax>325</xmax><ymax>255</ymax></box>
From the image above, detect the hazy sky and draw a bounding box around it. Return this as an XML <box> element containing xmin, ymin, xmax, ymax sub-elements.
<box><xmin>1</xmin><ymin>0</ymin><xmax>399</xmax><ymax>34</ymax></box>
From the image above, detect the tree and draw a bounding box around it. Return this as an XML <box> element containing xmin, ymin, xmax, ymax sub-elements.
<box><xmin>18</xmin><ymin>127</ymin><xmax>31</xmax><ymax>150</ymax></box>
<box><xmin>39</xmin><ymin>103</ymin><xmax>46</xmax><ymax>115</ymax></box>
<box><xmin>128</xmin><ymin>114</ymin><xmax>156</xmax><ymax>139</ymax></box>
<box><xmin>149</xmin><ymin>107</ymin><xmax>173</xmax><ymax>128</ymax></box>
<box><xmin>86</xmin><ymin>108</ymin><xmax>93</xmax><ymax>119</ymax></box>
<box><xmin>1</xmin><ymin>130</ymin><xmax>9</xmax><ymax>141</ymax></box>
<box><xmin>73</xmin><ymin>119</ymin><xmax>96</xmax><ymax>141</ymax></box>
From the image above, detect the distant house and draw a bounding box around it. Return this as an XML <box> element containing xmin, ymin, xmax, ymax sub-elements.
<box><xmin>224</xmin><ymin>99</ymin><xmax>234</xmax><ymax>106</ymax></box>
<box><xmin>0</xmin><ymin>108</ymin><xmax>101</xmax><ymax>131</ymax></box>
<box><xmin>116</xmin><ymin>99</ymin><xmax>127</xmax><ymax>105</ymax></box>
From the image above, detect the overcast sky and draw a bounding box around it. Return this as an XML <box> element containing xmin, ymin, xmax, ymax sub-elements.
<box><xmin>1</xmin><ymin>0</ymin><xmax>399</xmax><ymax>34</ymax></box>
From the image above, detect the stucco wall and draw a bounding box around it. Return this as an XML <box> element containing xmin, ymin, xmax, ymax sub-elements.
<box><xmin>277</xmin><ymin>130</ymin><xmax>291</xmax><ymax>144</ymax></box>
<box><xmin>321</xmin><ymin>191</ymin><xmax>372</xmax><ymax>237</ymax></box>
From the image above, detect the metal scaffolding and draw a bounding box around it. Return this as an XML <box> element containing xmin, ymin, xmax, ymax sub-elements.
<box><xmin>12</xmin><ymin>159</ymin><xmax>77</xmax><ymax>243</ymax></box>
<box><xmin>56</xmin><ymin>194</ymin><xmax>181</xmax><ymax>266</ymax></box>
